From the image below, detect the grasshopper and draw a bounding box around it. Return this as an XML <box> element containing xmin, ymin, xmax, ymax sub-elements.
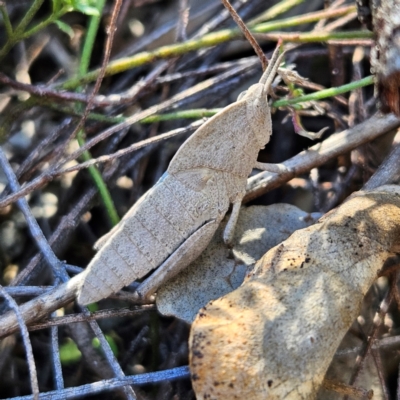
<box><xmin>77</xmin><ymin>46</ymin><xmax>286</xmax><ymax>305</ymax></box>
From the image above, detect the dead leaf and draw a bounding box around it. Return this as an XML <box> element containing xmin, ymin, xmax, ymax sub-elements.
<box><xmin>189</xmin><ymin>185</ymin><xmax>400</xmax><ymax>400</ymax></box>
<box><xmin>157</xmin><ymin>204</ymin><xmax>320</xmax><ymax>323</ymax></box>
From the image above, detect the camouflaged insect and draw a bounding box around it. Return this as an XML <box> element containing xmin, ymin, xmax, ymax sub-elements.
<box><xmin>77</xmin><ymin>47</ymin><xmax>285</xmax><ymax>305</ymax></box>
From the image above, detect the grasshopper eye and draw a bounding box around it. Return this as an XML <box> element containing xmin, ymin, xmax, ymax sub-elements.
<box><xmin>237</xmin><ymin>90</ymin><xmax>247</xmax><ymax>100</ymax></box>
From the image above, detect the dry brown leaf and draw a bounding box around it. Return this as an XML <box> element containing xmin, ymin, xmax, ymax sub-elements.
<box><xmin>189</xmin><ymin>185</ymin><xmax>400</xmax><ymax>400</ymax></box>
<box><xmin>156</xmin><ymin>204</ymin><xmax>320</xmax><ymax>323</ymax></box>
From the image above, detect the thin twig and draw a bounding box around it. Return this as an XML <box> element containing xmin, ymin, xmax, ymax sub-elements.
<box><xmin>313</xmin><ymin>0</ymin><xmax>346</xmax><ymax>30</ymax></box>
<box><xmin>10</xmin><ymin>188</ymin><xmax>97</xmax><ymax>286</ymax></box>
<box><xmin>79</xmin><ymin>0</ymin><xmax>122</xmax><ymax>127</ymax></box>
<box><xmin>371</xmin><ymin>345</ymin><xmax>390</xmax><ymax>400</ymax></box>
<box><xmin>248</xmin><ymin>0</ymin><xmax>305</xmax><ymax>25</ymax></box>
<box><xmin>221</xmin><ymin>0</ymin><xmax>268</xmax><ymax>69</ymax></box>
<box><xmin>192</xmin><ymin>0</ymin><xmax>248</xmax><ymax>39</ymax></box>
<box><xmin>245</xmin><ymin>113</ymin><xmax>400</xmax><ymax>202</ymax></box>
<box><xmin>59</xmin><ymin>120</ymin><xmax>202</xmax><ymax>175</ymax></box>
<box><xmin>349</xmin><ymin>46</ymin><xmax>367</xmax><ymax>127</ymax></box>
<box><xmin>50</xmin><ymin>314</ymin><xmax>64</xmax><ymax>391</ymax></box>
<box><xmin>121</xmin><ymin>326</ymin><xmax>150</xmax><ymax>369</ymax></box>
<box><xmin>336</xmin><ymin>333</ymin><xmax>400</xmax><ymax>356</ymax></box>
<box><xmin>346</xmin><ymin>284</ymin><xmax>394</xmax><ymax>396</ymax></box>
<box><xmin>0</xmin><ymin>147</ymin><xmax>68</xmax><ymax>282</ymax></box>
<box><xmin>363</xmin><ymin>142</ymin><xmax>400</xmax><ymax>190</ymax></box>
<box><xmin>255</xmin><ymin>30</ymin><xmax>372</xmax><ymax>43</ymax></box>
<box><xmin>1</xmin><ymin>136</ymin><xmax>136</xmax><ymax>399</ymax></box>
<box><xmin>0</xmin><ymin>284</ymin><xmax>39</xmax><ymax>400</ymax></box>
<box><xmin>28</xmin><ymin>306</ymin><xmax>155</xmax><ymax>331</ymax></box>
<box><xmin>176</xmin><ymin>0</ymin><xmax>189</xmax><ymax>41</ymax></box>
<box><xmin>375</xmin><ymin>272</ymin><xmax>400</xmax><ymax>400</ymax></box>
<box><xmin>67</xmin><ymin>321</ymin><xmax>120</xmax><ymax>391</ymax></box>
<box><xmin>322</xmin><ymin>379</ymin><xmax>373</xmax><ymax>399</ymax></box>
<box><xmin>59</xmin><ymin>5</ymin><xmax>357</xmax><ymax>90</ymax></box>
<box><xmin>323</xmin><ymin>11</ymin><xmax>357</xmax><ymax>31</ymax></box>
<box><xmin>0</xmin><ymin>69</ymin><xmax>195</xmax><ymax>107</ymax></box>
<box><xmin>83</xmin><ymin>306</ymin><xmax>137</xmax><ymax>400</ymax></box>
<box><xmin>0</xmin><ymin>272</ymin><xmax>150</xmax><ymax>339</ymax></box>
<box><xmin>15</xmin><ymin>118</ymin><xmax>74</xmax><ymax>181</ymax></box>
<box><xmin>6</xmin><ymin>366</ymin><xmax>190</xmax><ymax>400</ymax></box>
<box><xmin>3</xmin><ymin>286</ymin><xmax>54</xmax><ymax>297</ymax></box>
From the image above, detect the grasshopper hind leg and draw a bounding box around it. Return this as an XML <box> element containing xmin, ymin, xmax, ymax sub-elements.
<box><xmin>137</xmin><ymin>219</ymin><xmax>219</xmax><ymax>299</ymax></box>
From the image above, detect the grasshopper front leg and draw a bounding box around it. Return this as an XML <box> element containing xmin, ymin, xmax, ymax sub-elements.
<box><xmin>223</xmin><ymin>161</ymin><xmax>291</xmax><ymax>247</ymax></box>
<box><xmin>223</xmin><ymin>201</ymin><xmax>242</xmax><ymax>247</ymax></box>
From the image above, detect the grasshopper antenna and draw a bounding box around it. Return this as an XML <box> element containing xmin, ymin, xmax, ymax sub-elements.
<box><xmin>260</xmin><ymin>41</ymin><xmax>285</xmax><ymax>91</ymax></box>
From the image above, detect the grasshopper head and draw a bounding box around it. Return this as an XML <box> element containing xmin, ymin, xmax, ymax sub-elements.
<box><xmin>238</xmin><ymin>46</ymin><xmax>284</xmax><ymax>149</ymax></box>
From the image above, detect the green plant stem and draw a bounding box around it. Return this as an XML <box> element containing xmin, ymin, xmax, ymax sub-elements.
<box><xmin>125</xmin><ymin>76</ymin><xmax>375</xmax><ymax>122</ymax></box>
<box><xmin>77</xmin><ymin>136</ymin><xmax>120</xmax><ymax>225</ymax></box>
<box><xmin>19</xmin><ymin>7</ymin><xmax>69</xmax><ymax>40</ymax></box>
<box><xmin>79</xmin><ymin>0</ymin><xmax>106</xmax><ymax>77</ymax></box>
<box><xmin>249</xmin><ymin>0</ymin><xmax>305</xmax><ymax>25</ymax></box>
<box><xmin>0</xmin><ymin>4</ymin><xmax>13</xmax><ymax>38</ymax></box>
<box><xmin>0</xmin><ymin>0</ymin><xmax>45</xmax><ymax>59</ymax></box>
<box><xmin>84</xmin><ymin>112</ymin><xmax>125</xmax><ymax>123</ymax></box>
<box><xmin>257</xmin><ymin>30</ymin><xmax>372</xmax><ymax>43</ymax></box>
<box><xmin>273</xmin><ymin>75</ymin><xmax>374</xmax><ymax>107</ymax></box>
<box><xmin>61</xmin><ymin>5</ymin><xmax>357</xmax><ymax>90</ymax></box>
<box><xmin>50</xmin><ymin>102</ymin><xmax>126</xmax><ymax>124</ymax></box>
<box><xmin>252</xmin><ymin>6</ymin><xmax>355</xmax><ymax>33</ymax></box>
<box><xmin>14</xmin><ymin>0</ymin><xmax>45</xmax><ymax>34</ymax></box>
<box><xmin>141</xmin><ymin>108</ymin><xmax>221</xmax><ymax>123</ymax></box>
<box><xmin>77</xmin><ymin>0</ymin><xmax>119</xmax><ymax>226</ymax></box>
<box><xmin>30</xmin><ymin>75</ymin><xmax>375</xmax><ymax>127</ymax></box>
<box><xmin>0</xmin><ymin>5</ymin><xmax>69</xmax><ymax>61</ymax></box>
